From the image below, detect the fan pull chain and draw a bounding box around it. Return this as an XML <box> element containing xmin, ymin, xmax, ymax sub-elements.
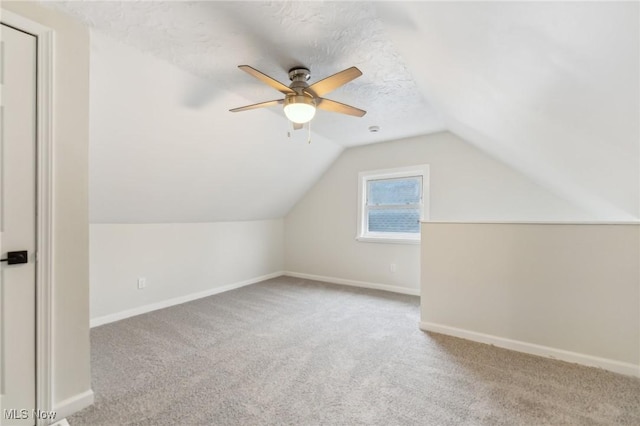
<box><xmin>307</xmin><ymin>120</ymin><xmax>312</xmax><ymax>144</ymax></box>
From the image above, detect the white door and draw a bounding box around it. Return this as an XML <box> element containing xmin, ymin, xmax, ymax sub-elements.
<box><xmin>0</xmin><ymin>23</ymin><xmax>37</xmax><ymax>426</ymax></box>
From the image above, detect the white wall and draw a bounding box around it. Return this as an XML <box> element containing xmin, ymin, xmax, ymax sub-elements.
<box><xmin>420</xmin><ymin>222</ymin><xmax>640</xmax><ymax>376</ymax></box>
<box><xmin>3</xmin><ymin>1</ymin><xmax>92</xmax><ymax>415</ymax></box>
<box><xmin>285</xmin><ymin>132</ymin><xmax>593</xmax><ymax>292</ymax></box>
<box><xmin>88</xmin><ymin>30</ymin><xmax>342</xmax><ymax>224</ymax></box>
<box><xmin>86</xmin><ymin>31</ymin><xmax>291</xmax><ymax>327</ymax></box>
<box><xmin>90</xmin><ymin>220</ymin><xmax>283</xmax><ymax>325</ymax></box>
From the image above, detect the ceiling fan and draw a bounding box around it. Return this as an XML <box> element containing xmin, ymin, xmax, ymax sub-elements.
<box><xmin>230</xmin><ymin>65</ymin><xmax>366</xmax><ymax>129</ymax></box>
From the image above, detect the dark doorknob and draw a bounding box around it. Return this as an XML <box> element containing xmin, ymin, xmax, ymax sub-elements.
<box><xmin>0</xmin><ymin>251</ymin><xmax>28</xmax><ymax>265</ymax></box>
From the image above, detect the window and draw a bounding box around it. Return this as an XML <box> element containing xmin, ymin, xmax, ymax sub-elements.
<box><xmin>357</xmin><ymin>165</ymin><xmax>429</xmax><ymax>244</ymax></box>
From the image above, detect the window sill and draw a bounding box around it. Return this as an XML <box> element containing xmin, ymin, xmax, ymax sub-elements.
<box><xmin>356</xmin><ymin>235</ymin><xmax>421</xmax><ymax>245</ymax></box>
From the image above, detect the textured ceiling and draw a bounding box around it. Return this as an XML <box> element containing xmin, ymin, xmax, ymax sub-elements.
<box><xmin>42</xmin><ymin>1</ymin><xmax>639</xmax><ymax>222</ymax></box>
<box><xmin>48</xmin><ymin>1</ymin><xmax>444</xmax><ymax>146</ymax></box>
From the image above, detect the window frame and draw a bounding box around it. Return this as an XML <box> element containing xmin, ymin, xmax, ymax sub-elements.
<box><xmin>356</xmin><ymin>165</ymin><xmax>430</xmax><ymax>244</ymax></box>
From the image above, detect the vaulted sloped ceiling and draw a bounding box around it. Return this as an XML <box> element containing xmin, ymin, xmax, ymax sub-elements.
<box><xmin>378</xmin><ymin>1</ymin><xmax>639</xmax><ymax>219</ymax></box>
<box><xmin>48</xmin><ymin>1</ymin><xmax>639</xmax><ymax>222</ymax></box>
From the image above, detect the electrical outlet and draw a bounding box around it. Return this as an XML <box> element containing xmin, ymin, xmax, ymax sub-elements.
<box><xmin>137</xmin><ymin>277</ymin><xmax>146</xmax><ymax>289</ymax></box>
<box><xmin>390</xmin><ymin>263</ymin><xmax>397</xmax><ymax>273</ymax></box>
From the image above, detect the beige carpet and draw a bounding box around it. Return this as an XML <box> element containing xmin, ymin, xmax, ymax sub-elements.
<box><xmin>69</xmin><ymin>277</ymin><xmax>640</xmax><ymax>425</ymax></box>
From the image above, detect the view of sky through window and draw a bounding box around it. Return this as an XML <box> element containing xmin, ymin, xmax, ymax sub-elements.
<box><xmin>367</xmin><ymin>177</ymin><xmax>421</xmax><ymax>233</ymax></box>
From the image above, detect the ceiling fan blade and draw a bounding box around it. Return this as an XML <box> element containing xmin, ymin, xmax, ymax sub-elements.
<box><xmin>238</xmin><ymin>65</ymin><xmax>294</xmax><ymax>95</ymax></box>
<box><xmin>292</xmin><ymin>122</ymin><xmax>304</xmax><ymax>131</ymax></box>
<box><xmin>229</xmin><ymin>99</ymin><xmax>283</xmax><ymax>113</ymax></box>
<box><xmin>316</xmin><ymin>98</ymin><xmax>367</xmax><ymax>117</ymax></box>
<box><xmin>306</xmin><ymin>67</ymin><xmax>362</xmax><ymax>97</ymax></box>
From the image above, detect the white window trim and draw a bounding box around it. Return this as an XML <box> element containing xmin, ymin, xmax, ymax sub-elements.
<box><xmin>356</xmin><ymin>164</ymin><xmax>430</xmax><ymax>244</ymax></box>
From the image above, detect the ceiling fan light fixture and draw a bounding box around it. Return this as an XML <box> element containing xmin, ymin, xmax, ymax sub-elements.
<box><xmin>230</xmin><ymin>65</ymin><xmax>365</xmax><ymax>126</ymax></box>
<box><xmin>283</xmin><ymin>95</ymin><xmax>316</xmax><ymax>124</ymax></box>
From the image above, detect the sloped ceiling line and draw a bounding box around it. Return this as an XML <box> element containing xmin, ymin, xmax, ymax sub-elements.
<box><xmin>48</xmin><ymin>1</ymin><xmax>639</xmax><ymax>222</ymax></box>
<box><xmin>377</xmin><ymin>1</ymin><xmax>639</xmax><ymax>220</ymax></box>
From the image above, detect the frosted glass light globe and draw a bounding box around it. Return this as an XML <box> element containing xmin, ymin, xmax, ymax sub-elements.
<box><xmin>283</xmin><ymin>95</ymin><xmax>316</xmax><ymax>124</ymax></box>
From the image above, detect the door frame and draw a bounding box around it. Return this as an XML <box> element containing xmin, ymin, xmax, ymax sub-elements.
<box><xmin>1</xmin><ymin>10</ymin><xmax>54</xmax><ymax>425</ymax></box>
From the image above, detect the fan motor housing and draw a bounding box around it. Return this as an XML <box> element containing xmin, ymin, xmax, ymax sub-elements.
<box><xmin>284</xmin><ymin>93</ymin><xmax>315</xmax><ymax>107</ymax></box>
<box><xmin>288</xmin><ymin>68</ymin><xmax>312</xmax><ymax>94</ymax></box>
<box><xmin>288</xmin><ymin>67</ymin><xmax>311</xmax><ymax>81</ymax></box>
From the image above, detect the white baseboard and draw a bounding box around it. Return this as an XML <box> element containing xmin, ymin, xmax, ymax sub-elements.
<box><xmin>420</xmin><ymin>321</ymin><xmax>640</xmax><ymax>378</ymax></box>
<box><xmin>90</xmin><ymin>271</ymin><xmax>283</xmax><ymax>327</ymax></box>
<box><xmin>53</xmin><ymin>389</ymin><xmax>94</xmax><ymax>422</ymax></box>
<box><xmin>284</xmin><ymin>271</ymin><xmax>420</xmax><ymax>296</ymax></box>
